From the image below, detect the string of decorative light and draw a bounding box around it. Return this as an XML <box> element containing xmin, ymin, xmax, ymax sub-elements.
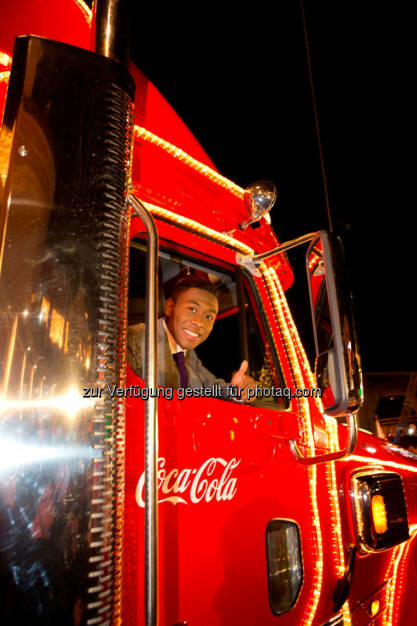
<box><xmin>132</xmin><ymin>197</ymin><xmax>254</xmax><ymax>255</ymax></box>
<box><xmin>339</xmin><ymin>455</ymin><xmax>417</xmax><ymax>474</ymax></box>
<box><xmin>133</xmin><ymin>126</ymin><xmax>245</xmax><ymax>199</ymax></box>
<box><xmin>390</xmin><ymin>525</ymin><xmax>417</xmax><ymax>624</ymax></box>
<box><xmin>260</xmin><ymin>265</ymin><xmax>324</xmax><ymax>626</ymax></box>
<box><xmin>262</xmin><ymin>263</ymin><xmax>347</xmax><ymax>583</ymax></box>
<box><xmin>383</xmin><ymin>525</ymin><xmax>417</xmax><ymax>626</ymax></box>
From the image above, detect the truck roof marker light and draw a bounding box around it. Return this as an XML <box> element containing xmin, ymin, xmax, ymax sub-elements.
<box><xmin>132</xmin><ymin>197</ymin><xmax>254</xmax><ymax>255</ymax></box>
<box><xmin>240</xmin><ymin>181</ymin><xmax>277</xmax><ymax>230</ymax></box>
<box><xmin>133</xmin><ymin>126</ymin><xmax>245</xmax><ymax>198</ymax></box>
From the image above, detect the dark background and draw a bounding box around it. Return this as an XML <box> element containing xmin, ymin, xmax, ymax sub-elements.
<box><xmin>129</xmin><ymin>1</ymin><xmax>413</xmax><ymax>373</ymax></box>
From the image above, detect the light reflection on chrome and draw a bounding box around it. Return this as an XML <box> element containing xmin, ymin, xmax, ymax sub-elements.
<box><xmin>0</xmin><ymin>439</ymin><xmax>92</xmax><ymax>471</ymax></box>
<box><xmin>0</xmin><ymin>34</ymin><xmax>132</xmax><ymax>624</ymax></box>
<box><xmin>0</xmin><ymin>388</ymin><xmax>96</xmax><ymax>418</ymax></box>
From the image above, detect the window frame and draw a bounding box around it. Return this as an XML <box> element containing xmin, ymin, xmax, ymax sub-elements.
<box><xmin>128</xmin><ymin>236</ymin><xmax>291</xmax><ymax>410</ymax></box>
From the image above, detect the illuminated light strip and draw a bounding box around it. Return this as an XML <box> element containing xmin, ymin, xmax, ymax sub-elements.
<box><xmin>391</xmin><ymin>524</ymin><xmax>417</xmax><ymax>624</ymax></box>
<box><xmin>384</xmin><ymin>546</ymin><xmax>401</xmax><ymax>626</ymax></box>
<box><xmin>342</xmin><ymin>601</ymin><xmax>352</xmax><ymax>626</ymax></box>
<box><xmin>326</xmin><ymin>458</ymin><xmax>346</xmax><ymax>577</ymax></box>
<box><xmin>263</xmin><ymin>263</ymin><xmax>347</xmax><ymax>588</ymax></box>
<box><xmin>261</xmin><ymin>265</ymin><xmax>351</xmax><ymax>622</ymax></box>
<box><xmin>133</xmin><ymin>197</ymin><xmax>254</xmax><ymax>255</ymax></box>
<box><xmin>265</xmin><ymin>257</ymin><xmax>346</xmax><ymax>578</ymax></box>
<box><xmin>261</xmin><ymin>266</ymin><xmax>314</xmax><ymax>449</ymax></box>
<box><xmin>292</xmin><ymin>276</ymin><xmax>411</xmax><ymax>597</ymax></box>
<box><xmin>326</xmin><ymin>420</ymin><xmax>347</xmax><ymax>577</ymax></box>
<box><xmin>262</xmin><ymin>262</ymin><xmax>417</xmax><ymax>624</ymax></box>
<box><xmin>0</xmin><ymin>51</ymin><xmax>12</xmax><ymax>67</ymax></box>
<box><xmin>384</xmin><ymin>525</ymin><xmax>417</xmax><ymax>625</ymax></box>
<box><xmin>0</xmin><ymin>71</ymin><xmax>10</xmax><ymax>83</ymax></box>
<box><xmin>133</xmin><ymin>125</ymin><xmax>245</xmax><ymax>198</ymax></box>
<box><xmin>132</xmin><ymin>191</ymin><xmax>344</xmax><ymax>606</ymax></box>
<box><xmin>339</xmin><ymin>454</ymin><xmax>417</xmax><ymax>474</ymax></box>
<box><xmin>280</xmin><ymin>290</ymin><xmax>348</xmax><ymax>599</ymax></box>
<box><xmin>73</xmin><ymin>0</ymin><xmax>92</xmax><ymax>25</ymax></box>
<box><xmin>260</xmin><ymin>265</ymin><xmax>323</xmax><ymax>626</ymax></box>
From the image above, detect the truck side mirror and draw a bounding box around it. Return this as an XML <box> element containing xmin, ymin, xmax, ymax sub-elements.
<box><xmin>306</xmin><ymin>231</ymin><xmax>363</xmax><ymax>416</ymax></box>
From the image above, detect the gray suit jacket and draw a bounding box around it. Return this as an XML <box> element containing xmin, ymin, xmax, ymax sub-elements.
<box><xmin>127</xmin><ymin>317</ymin><xmax>227</xmax><ymax>391</ymax></box>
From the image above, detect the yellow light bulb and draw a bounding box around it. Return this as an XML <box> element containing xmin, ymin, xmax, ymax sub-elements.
<box><xmin>372</xmin><ymin>494</ymin><xmax>388</xmax><ymax>534</ymax></box>
<box><xmin>370</xmin><ymin>600</ymin><xmax>380</xmax><ymax>616</ymax></box>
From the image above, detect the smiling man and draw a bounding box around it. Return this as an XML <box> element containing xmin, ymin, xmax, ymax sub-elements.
<box><xmin>127</xmin><ymin>276</ymin><xmax>255</xmax><ymax>402</ymax></box>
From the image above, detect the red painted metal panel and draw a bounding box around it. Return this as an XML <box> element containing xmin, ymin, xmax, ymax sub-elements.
<box><xmin>2</xmin><ymin>3</ymin><xmax>417</xmax><ymax>625</ymax></box>
<box><xmin>123</xmin><ymin>365</ymin><xmax>333</xmax><ymax>625</ymax></box>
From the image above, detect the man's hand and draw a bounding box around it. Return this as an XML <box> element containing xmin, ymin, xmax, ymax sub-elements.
<box><xmin>230</xmin><ymin>360</ymin><xmax>256</xmax><ymax>403</ymax></box>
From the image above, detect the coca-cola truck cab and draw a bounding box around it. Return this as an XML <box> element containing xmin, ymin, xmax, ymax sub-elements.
<box><xmin>1</xmin><ymin>2</ymin><xmax>416</xmax><ymax>625</ymax></box>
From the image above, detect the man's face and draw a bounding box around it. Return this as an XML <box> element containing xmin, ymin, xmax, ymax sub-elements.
<box><xmin>165</xmin><ymin>287</ymin><xmax>219</xmax><ymax>350</ymax></box>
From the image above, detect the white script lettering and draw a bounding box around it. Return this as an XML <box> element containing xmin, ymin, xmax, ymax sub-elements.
<box><xmin>135</xmin><ymin>457</ymin><xmax>241</xmax><ymax>507</ymax></box>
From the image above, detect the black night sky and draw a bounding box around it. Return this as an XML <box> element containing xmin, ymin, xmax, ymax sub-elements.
<box><xmin>130</xmin><ymin>2</ymin><xmax>414</xmax><ymax>373</ymax></box>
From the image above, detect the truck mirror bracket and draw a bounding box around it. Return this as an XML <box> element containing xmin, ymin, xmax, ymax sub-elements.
<box><xmin>289</xmin><ymin>412</ymin><xmax>358</xmax><ymax>465</ymax></box>
<box><xmin>236</xmin><ymin>253</ymin><xmax>262</xmax><ymax>276</ymax></box>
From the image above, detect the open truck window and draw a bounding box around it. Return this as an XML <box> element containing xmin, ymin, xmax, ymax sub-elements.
<box><xmin>128</xmin><ymin>239</ymin><xmax>289</xmax><ymax>408</ymax></box>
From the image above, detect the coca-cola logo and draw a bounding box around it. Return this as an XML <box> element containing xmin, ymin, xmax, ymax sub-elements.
<box><xmin>136</xmin><ymin>457</ymin><xmax>241</xmax><ymax>507</ymax></box>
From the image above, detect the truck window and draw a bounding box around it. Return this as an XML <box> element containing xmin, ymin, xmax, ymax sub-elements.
<box><xmin>128</xmin><ymin>239</ymin><xmax>288</xmax><ymax>408</ymax></box>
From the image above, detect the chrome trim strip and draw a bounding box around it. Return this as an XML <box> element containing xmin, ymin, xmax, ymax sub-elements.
<box><xmin>128</xmin><ymin>193</ymin><xmax>159</xmax><ymax>626</ymax></box>
<box><xmin>238</xmin><ymin>232</ymin><xmax>318</xmax><ymax>265</ymax></box>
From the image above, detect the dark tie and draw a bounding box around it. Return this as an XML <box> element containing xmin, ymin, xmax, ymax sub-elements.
<box><xmin>173</xmin><ymin>351</ymin><xmax>189</xmax><ymax>388</ymax></box>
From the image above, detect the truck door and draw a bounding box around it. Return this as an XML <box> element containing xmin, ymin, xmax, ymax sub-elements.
<box><xmin>122</xmin><ymin>229</ymin><xmax>343</xmax><ymax>626</ymax></box>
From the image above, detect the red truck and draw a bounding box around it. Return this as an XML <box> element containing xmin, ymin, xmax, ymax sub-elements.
<box><xmin>1</xmin><ymin>2</ymin><xmax>416</xmax><ymax>625</ymax></box>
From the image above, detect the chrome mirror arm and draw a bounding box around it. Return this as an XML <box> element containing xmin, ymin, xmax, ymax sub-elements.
<box><xmin>289</xmin><ymin>412</ymin><xmax>358</xmax><ymax>465</ymax></box>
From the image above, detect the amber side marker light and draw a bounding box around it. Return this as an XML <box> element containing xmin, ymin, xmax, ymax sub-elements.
<box><xmin>351</xmin><ymin>472</ymin><xmax>409</xmax><ymax>551</ymax></box>
<box><xmin>369</xmin><ymin>599</ymin><xmax>380</xmax><ymax>616</ymax></box>
<box><xmin>371</xmin><ymin>495</ymin><xmax>388</xmax><ymax>535</ymax></box>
